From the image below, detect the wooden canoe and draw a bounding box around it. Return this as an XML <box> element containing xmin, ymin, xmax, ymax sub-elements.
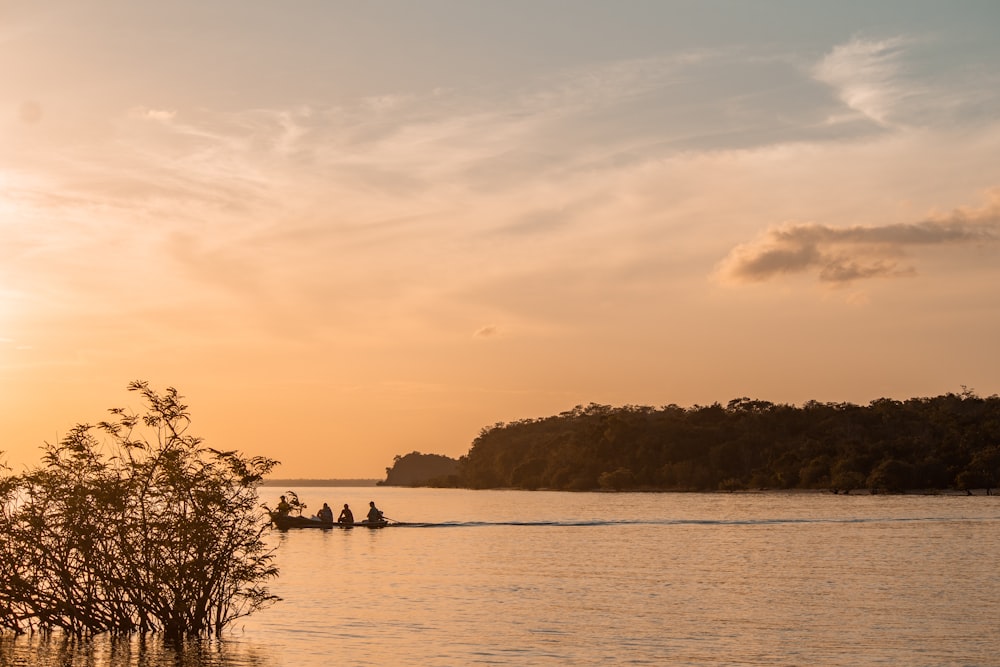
<box><xmin>269</xmin><ymin>513</ymin><xmax>390</xmax><ymax>530</ymax></box>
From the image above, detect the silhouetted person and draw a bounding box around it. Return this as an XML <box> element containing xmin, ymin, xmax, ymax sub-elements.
<box><xmin>318</xmin><ymin>503</ymin><xmax>333</xmax><ymax>523</ymax></box>
<box><xmin>367</xmin><ymin>501</ymin><xmax>383</xmax><ymax>523</ymax></box>
<box><xmin>338</xmin><ymin>503</ymin><xmax>354</xmax><ymax>526</ymax></box>
<box><xmin>276</xmin><ymin>495</ymin><xmax>291</xmax><ymax>516</ymax></box>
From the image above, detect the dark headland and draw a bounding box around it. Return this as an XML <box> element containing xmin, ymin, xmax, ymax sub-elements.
<box><xmin>380</xmin><ymin>392</ymin><xmax>1000</xmax><ymax>494</ymax></box>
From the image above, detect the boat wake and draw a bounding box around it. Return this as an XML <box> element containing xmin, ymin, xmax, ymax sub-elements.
<box><xmin>390</xmin><ymin>515</ymin><xmax>997</xmax><ymax>528</ymax></box>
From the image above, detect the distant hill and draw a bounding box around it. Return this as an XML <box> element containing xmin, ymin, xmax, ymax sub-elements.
<box><xmin>262</xmin><ymin>478</ymin><xmax>380</xmax><ymax>487</ymax></box>
<box><xmin>380</xmin><ymin>452</ymin><xmax>461</xmax><ymax>486</ymax></box>
<box><xmin>385</xmin><ymin>392</ymin><xmax>1000</xmax><ymax>494</ymax></box>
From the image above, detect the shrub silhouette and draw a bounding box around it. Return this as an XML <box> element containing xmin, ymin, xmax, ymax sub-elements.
<box><xmin>0</xmin><ymin>381</ymin><xmax>279</xmax><ymax>638</ymax></box>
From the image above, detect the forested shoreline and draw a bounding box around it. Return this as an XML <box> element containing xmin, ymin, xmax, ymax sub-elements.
<box><xmin>385</xmin><ymin>391</ymin><xmax>1000</xmax><ymax>494</ymax></box>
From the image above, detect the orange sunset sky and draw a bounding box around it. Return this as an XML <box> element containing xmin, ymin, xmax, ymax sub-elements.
<box><xmin>2</xmin><ymin>2</ymin><xmax>999</xmax><ymax>479</ymax></box>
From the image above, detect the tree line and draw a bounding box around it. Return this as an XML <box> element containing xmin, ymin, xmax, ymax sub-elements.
<box><xmin>0</xmin><ymin>382</ymin><xmax>278</xmax><ymax>638</ymax></box>
<box><xmin>389</xmin><ymin>391</ymin><xmax>1000</xmax><ymax>493</ymax></box>
<box><xmin>379</xmin><ymin>452</ymin><xmax>460</xmax><ymax>486</ymax></box>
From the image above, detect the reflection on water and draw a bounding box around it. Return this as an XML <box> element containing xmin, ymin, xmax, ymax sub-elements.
<box><xmin>3</xmin><ymin>488</ymin><xmax>1000</xmax><ymax>666</ymax></box>
<box><xmin>0</xmin><ymin>634</ymin><xmax>275</xmax><ymax>667</ymax></box>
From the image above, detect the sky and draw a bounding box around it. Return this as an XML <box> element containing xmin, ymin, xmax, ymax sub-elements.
<box><xmin>2</xmin><ymin>1</ymin><xmax>999</xmax><ymax>479</ymax></box>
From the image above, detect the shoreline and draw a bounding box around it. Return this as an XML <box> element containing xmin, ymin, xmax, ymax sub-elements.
<box><xmin>262</xmin><ymin>478</ymin><xmax>381</xmax><ymax>487</ymax></box>
<box><xmin>263</xmin><ymin>481</ymin><xmax>995</xmax><ymax>496</ymax></box>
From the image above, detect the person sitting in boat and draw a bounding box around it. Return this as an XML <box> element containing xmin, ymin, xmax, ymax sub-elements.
<box><xmin>366</xmin><ymin>501</ymin><xmax>383</xmax><ymax>523</ymax></box>
<box><xmin>317</xmin><ymin>503</ymin><xmax>334</xmax><ymax>523</ymax></box>
<box><xmin>276</xmin><ymin>495</ymin><xmax>292</xmax><ymax>517</ymax></box>
<box><xmin>338</xmin><ymin>503</ymin><xmax>354</xmax><ymax>526</ymax></box>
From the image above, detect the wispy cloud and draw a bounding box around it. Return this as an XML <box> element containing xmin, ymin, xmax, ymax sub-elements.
<box><xmin>6</xmin><ymin>37</ymin><xmax>1000</xmax><ymax>330</ymax></box>
<box><xmin>0</xmin><ymin>44</ymin><xmax>883</xmax><ymax>234</ymax></box>
<box><xmin>811</xmin><ymin>33</ymin><xmax>1000</xmax><ymax>131</ymax></box>
<box><xmin>813</xmin><ymin>36</ymin><xmax>911</xmax><ymax>127</ymax></box>
<box><xmin>717</xmin><ymin>190</ymin><xmax>1000</xmax><ymax>285</ymax></box>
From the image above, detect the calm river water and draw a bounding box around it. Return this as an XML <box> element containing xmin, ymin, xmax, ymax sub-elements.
<box><xmin>2</xmin><ymin>488</ymin><xmax>999</xmax><ymax>666</ymax></box>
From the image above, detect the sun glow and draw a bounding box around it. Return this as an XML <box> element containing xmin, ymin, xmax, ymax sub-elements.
<box><xmin>1</xmin><ymin>3</ymin><xmax>999</xmax><ymax>478</ymax></box>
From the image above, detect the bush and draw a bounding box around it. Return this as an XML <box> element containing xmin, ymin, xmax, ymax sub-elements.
<box><xmin>0</xmin><ymin>381</ymin><xmax>279</xmax><ymax>639</ymax></box>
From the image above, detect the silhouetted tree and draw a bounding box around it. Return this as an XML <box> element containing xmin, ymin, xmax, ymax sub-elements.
<box><xmin>957</xmin><ymin>445</ymin><xmax>1000</xmax><ymax>495</ymax></box>
<box><xmin>0</xmin><ymin>382</ymin><xmax>279</xmax><ymax>638</ymax></box>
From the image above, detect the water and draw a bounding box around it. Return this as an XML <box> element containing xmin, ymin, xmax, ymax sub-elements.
<box><xmin>2</xmin><ymin>488</ymin><xmax>999</xmax><ymax>666</ymax></box>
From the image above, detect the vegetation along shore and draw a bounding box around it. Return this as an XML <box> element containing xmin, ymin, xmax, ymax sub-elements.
<box><xmin>383</xmin><ymin>391</ymin><xmax>1000</xmax><ymax>494</ymax></box>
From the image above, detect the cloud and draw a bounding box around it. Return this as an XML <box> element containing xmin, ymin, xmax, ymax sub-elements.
<box><xmin>813</xmin><ymin>36</ymin><xmax>911</xmax><ymax>127</ymax></box>
<box><xmin>131</xmin><ymin>106</ymin><xmax>177</xmax><ymax>122</ymax></box>
<box><xmin>718</xmin><ymin>190</ymin><xmax>1000</xmax><ymax>285</ymax></box>
<box><xmin>810</xmin><ymin>34</ymin><xmax>1000</xmax><ymax>131</ymax></box>
<box><xmin>2</xmin><ymin>44</ymin><xmax>903</xmax><ymax>237</ymax></box>
<box><xmin>474</xmin><ymin>325</ymin><xmax>499</xmax><ymax>338</ymax></box>
<box><xmin>6</xmin><ymin>38</ymin><xmax>999</xmax><ymax>330</ymax></box>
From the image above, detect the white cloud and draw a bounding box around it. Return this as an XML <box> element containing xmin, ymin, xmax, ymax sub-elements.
<box><xmin>131</xmin><ymin>106</ymin><xmax>177</xmax><ymax>122</ymax></box>
<box><xmin>813</xmin><ymin>36</ymin><xmax>911</xmax><ymax>127</ymax></box>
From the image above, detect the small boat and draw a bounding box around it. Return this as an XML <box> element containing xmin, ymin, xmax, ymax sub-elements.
<box><xmin>269</xmin><ymin>512</ymin><xmax>390</xmax><ymax>530</ymax></box>
<box><xmin>336</xmin><ymin>519</ymin><xmax>390</xmax><ymax>530</ymax></box>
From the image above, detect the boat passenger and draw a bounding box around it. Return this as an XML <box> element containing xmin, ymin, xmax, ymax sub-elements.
<box><xmin>317</xmin><ymin>503</ymin><xmax>334</xmax><ymax>523</ymax></box>
<box><xmin>366</xmin><ymin>501</ymin><xmax>383</xmax><ymax>523</ymax></box>
<box><xmin>276</xmin><ymin>495</ymin><xmax>292</xmax><ymax>516</ymax></box>
<box><xmin>338</xmin><ymin>503</ymin><xmax>354</xmax><ymax>526</ymax></box>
